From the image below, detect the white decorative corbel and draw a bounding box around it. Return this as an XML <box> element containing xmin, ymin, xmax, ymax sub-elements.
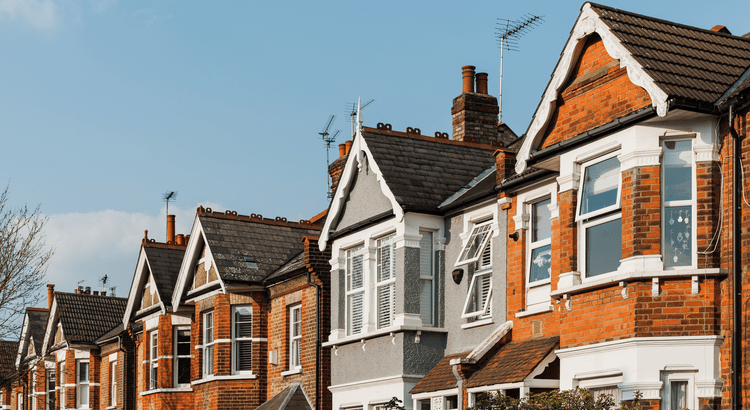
<box><xmin>620</xmin><ymin>281</ymin><xmax>628</xmax><ymax>299</ymax></box>
<box><xmin>415</xmin><ymin>330</ymin><xmax>421</xmax><ymax>344</ymax></box>
<box><xmin>692</xmin><ymin>275</ymin><xmax>699</xmax><ymax>295</ymax></box>
<box><xmin>435</xmin><ymin>237</ymin><xmax>446</xmax><ymax>251</ymax></box>
<box><xmin>652</xmin><ymin>277</ymin><xmax>660</xmax><ymax>296</ymax></box>
<box><xmin>361</xmin><ymin>339</ymin><xmax>366</xmax><ymax>351</ymax></box>
<box><xmin>512</xmin><ymin>213</ymin><xmax>530</xmax><ymax>231</ymax></box>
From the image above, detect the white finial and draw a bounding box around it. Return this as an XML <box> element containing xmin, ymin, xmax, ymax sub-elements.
<box><xmin>356</xmin><ymin>97</ymin><xmax>363</xmax><ymax>132</ymax></box>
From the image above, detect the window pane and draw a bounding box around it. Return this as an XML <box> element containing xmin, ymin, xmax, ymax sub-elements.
<box><xmin>532</xmin><ymin>199</ymin><xmax>551</xmax><ymax>242</ymax></box>
<box><xmin>529</xmin><ymin>244</ymin><xmax>551</xmax><ymax>282</ymax></box>
<box><xmin>348</xmin><ymin>292</ymin><xmax>363</xmax><ymax>335</ymax></box>
<box><xmin>78</xmin><ymin>363</ymin><xmax>88</xmax><ymax>383</ymax></box>
<box><xmin>235</xmin><ymin>340</ymin><xmax>252</xmax><ymax>371</ymax></box>
<box><xmin>177</xmin><ymin>329</ymin><xmax>191</xmax><ymax>356</ymax></box>
<box><xmin>465</xmin><ymin>273</ymin><xmax>491</xmax><ymax>315</ymax></box>
<box><xmin>580</xmin><ymin>157</ymin><xmax>620</xmax><ymax>215</ymax></box>
<box><xmin>459</xmin><ymin>223</ymin><xmax>492</xmax><ymax>262</ymax></box>
<box><xmin>377</xmin><ymin>236</ymin><xmax>395</xmax><ymax>282</ymax></box>
<box><xmin>79</xmin><ymin>385</ymin><xmax>88</xmax><ymax>406</ymax></box>
<box><xmin>670</xmin><ymin>381</ymin><xmax>688</xmax><ymax>410</ymax></box>
<box><xmin>664</xmin><ymin>140</ymin><xmax>692</xmax><ymax>202</ymax></box>
<box><xmin>177</xmin><ymin>357</ymin><xmax>191</xmax><ymax>384</ymax></box>
<box><xmin>203</xmin><ymin>345</ymin><xmax>214</xmax><ymax>376</ymax></box>
<box><xmin>664</xmin><ymin>205</ymin><xmax>692</xmax><ymax>268</ymax></box>
<box><xmin>377</xmin><ymin>283</ymin><xmax>395</xmax><ymax>328</ymax></box>
<box><xmin>234</xmin><ymin>307</ymin><xmax>253</xmax><ymax>338</ymax></box>
<box><xmin>586</xmin><ymin>218</ymin><xmax>622</xmax><ymax>277</ymax></box>
<box><xmin>347</xmin><ymin>248</ymin><xmax>364</xmax><ymax>290</ymax></box>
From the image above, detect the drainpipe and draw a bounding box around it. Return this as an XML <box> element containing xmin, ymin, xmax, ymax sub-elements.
<box><xmin>729</xmin><ymin>104</ymin><xmax>742</xmax><ymax>410</ymax></box>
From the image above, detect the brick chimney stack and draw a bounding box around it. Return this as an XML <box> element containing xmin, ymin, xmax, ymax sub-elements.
<box><xmin>452</xmin><ymin>65</ymin><xmax>518</xmax><ymax>146</ymax></box>
<box><xmin>167</xmin><ymin>215</ymin><xmax>176</xmax><ymax>243</ymax></box>
<box><xmin>329</xmin><ymin>139</ymin><xmax>353</xmax><ymax>195</ymax></box>
<box><xmin>47</xmin><ymin>284</ymin><xmax>55</xmax><ymax>310</ymax></box>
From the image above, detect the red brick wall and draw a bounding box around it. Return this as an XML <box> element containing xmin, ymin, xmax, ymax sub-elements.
<box><xmin>539</xmin><ymin>34</ymin><xmax>652</xmax><ymax>149</ymax></box>
<box><xmin>621</xmin><ymin>166</ymin><xmax>661</xmax><ymax>259</ymax></box>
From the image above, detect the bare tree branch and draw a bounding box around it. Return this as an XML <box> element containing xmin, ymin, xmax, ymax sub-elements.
<box><xmin>0</xmin><ymin>186</ymin><xmax>54</xmax><ymax>339</ymax></box>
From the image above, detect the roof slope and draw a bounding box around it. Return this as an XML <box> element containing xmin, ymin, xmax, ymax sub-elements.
<box><xmin>590</xmin><ymin>3</ymin><xmax>750</xmax><ymax>105</ymax></box>
<box><xmin>410</xmin><ymin>351</ymin><xmax>469</xmax><ymax>394</ymax></box>
<box><xmin>55</xmin><ymin>292</ymin><xmax>127</xmax><ymax>344</ymax></box>
<box><xmin>0</xmin><ymin>340</ymin><xmax>18</xmax><ymax>384</ymax></box>
<box><xmin>264</xmin><ymin>251</ymin><xmax>306</xmax><ymax>284</ymax></box>
<box><xmin>362</xmin><ymin>129</ymin><xmax>497</xmax><ymax>213</ymax></box>
<box><xmin>199</xmin><ymin>212</ymin><xmax>320</xmax><ymax>283</ymax></box>
<box><xmin>257</xmin><ymin>383</ymin><xmax>312</xmax><ymax>410</ymax></box>
<box><xmin>144</xmin><ymin>246</ymin><xmax>185</xmax><ymax>304</ymax></box>
<box><xmin>466</xmin><ymin>336</ymin><xmax>559</xmax><ymax>387</ymax></box>
<box><xmin>26</xmin><ymin>308</ymin><xmax>49</xmax><ymax>357</ymax></box>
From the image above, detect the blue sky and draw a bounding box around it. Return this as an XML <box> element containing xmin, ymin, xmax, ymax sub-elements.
<box><xmin>2</xmin><ymin>0</ymin><xmax>748</xmax><ymax>303</ymax></box>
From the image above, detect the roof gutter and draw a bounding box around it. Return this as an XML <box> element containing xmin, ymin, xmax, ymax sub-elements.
<box><xmin>495</xmin><ymin>168</ymin><xmax>557</xmax><ymax>193</ymax></box>
<box><xmin>527</xmin><ymin>106</ymin><xmax>657</xmax><ymax>168</ymax></box>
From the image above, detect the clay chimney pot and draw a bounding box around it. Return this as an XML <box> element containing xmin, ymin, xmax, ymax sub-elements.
<box><xmin>93</xmin><ymin>291</ymin><xmax>99</xmax><ymax>296</ymax></box>
<box><xmin>167</xmin><ymin>215</ymin><xmax>176</xmax><ymax>244</ymax></box>
<box><xmin>345</xmin><ymin>140</ymin><xmax>352</xmax><ymax>155</ymax></box>
<box><xmin>476</xmin><ymin>73</ymin><xmax>488</xmax><ymax>94</ymax></box>
<box><xmin>339</xmin><ymin>144</ymin><xmax>346</xmax><ymax>158</ymax></box>
<box><xmin>462</xmin><ymin>65</ymin><xmax>476</xmax><ymax>93</ymax></box>
<box><xmin>47</xmin><ymin>284</ymin><xmax>55</xmax><ymax>310</ymax></box>
<box><xmin>176</xmin><ymin>234</ymin><xmax>185</xmax><ymax>245</ymax></box>
<box><xmin>101</xmin><ymin>291</ymin><xmax>107</xmax><ymax>296</ymax></box>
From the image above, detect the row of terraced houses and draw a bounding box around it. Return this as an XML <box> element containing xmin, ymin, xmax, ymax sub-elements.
<box><xmin>4</xmin><ymin>3</ymin><xmax>750</xmax><ymax>410</ymax></box>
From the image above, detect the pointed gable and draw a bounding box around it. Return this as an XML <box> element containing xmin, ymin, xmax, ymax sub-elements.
<box><xmin>16</xmin><ymin>308</ymin><xmax>48</xmax><ymax>367</ymax></box>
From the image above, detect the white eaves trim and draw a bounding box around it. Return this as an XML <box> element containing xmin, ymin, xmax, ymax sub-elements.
<box><xmin>123</xmin><ymin>248</ymin><xmax>150</xmax><ymax>328</ymax></box>
<box><xmin>515</xmin><ymin>3</ymin><xmax>670</xmax><ymax>175</ymax></box>
<box><xmin>171</xmin><ymin>215</ymin><xmax>224</xmax><ymax>311</ymax></box>
<box><xmin>319</xmin><ymin>111</ymin><xmax>404</xmax><ymax>251</ymax></box>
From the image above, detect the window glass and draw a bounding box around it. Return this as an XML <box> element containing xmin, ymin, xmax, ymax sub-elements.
<box><xmin>457</xmin><ymin>222</ymin><xmax>492</xmax><ymax>264</ymax></box>
<box><xmin>670</xmin><ymin>381</ymin><xmax>688</xmax><ymax>410</ymax></box>
<box><xmin>585</xmin><ymin>217</ymin><xmax>622</xmax><ymax>277</ymax></box>
<box><xmin>532</xmin><ymin>199</ymin><xmax>551</xmax><ymax>242</ymax></box>
<box><xmin>110</xmin><ymin>362</ymin><xmax>117</xmax><ymax>406</ymax></box>
<box><xmin>346</xmin><ymin>246</ymin><xmax>365</xmax><ymax>335</ymax></box>
<box><xmin>663</xmin><ymin>140</ymin><xmax>693</xmax><ymax>269</ymax></box>
<box><xmin>530</xmin><ymin>245</ymin><xmax>552</xmax><ymax>282</ymax></box>
<box><xmin>289</xmin><ymin>305</ymin><xmax>301</xmax><ymax>370</ymax></box>
<box><xmin>462</xmin><ymin>269</ymin><xmax>492</xmax><ymax>318</ymax></box>
<box><xmin>233</xmin><ymin>306</ymin><xmax>253</xmax><ymax>372</ymax></box>
<box><xmin>664</xmin><ymin>140</ymin><xmax>692</xmax><ymax>201</ymax></box>
<box><xmin>580</xmin><ymin>156</ymin><xmax>620</xmax><ymax>216</ymax></box>
<box><xmin>76</xmin><ymin>361</ymin><xmax>89</xmax><ymax>408</ymax></box>
<box><xmin>203</xmin><ymin>311</ymin><xmax>214</xmax><ymax>377</ymax></box>
<box><xmin>376</xmin><ymin>235</ymin><xmax>396</xmax><ymax>329</ymax></box>
<box><xmin>150</xmin><ymin>332</ymin><xmax>158</xmax><ymax>390</ymax></box>
<box><xmin>664</xmin><ymin>206</ymin><xmax>692</xmax><ymax>267</ymax></box>
<box><xmin>175</xmin><ymin>329</ymin><xmax>191</xmax><ymax>386</ymax></box>
<box><xmin>529</xmin><ymin>199</ymin><xmax>552</xmax><ymax>283</ymax></box>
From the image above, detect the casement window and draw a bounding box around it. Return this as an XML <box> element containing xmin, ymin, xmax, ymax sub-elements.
<box><xmin>60</xmin><ymin>363</ymin><xmax>65</xmax><ymax>409</ymax></box>
<box><xmin>345</xmin><ymin>245</ymin><xmax>365</xmax><ymax>335</ymax></box>
<box><xmin>528</xmin><ymin>198</ymin><xmax>552</xmax><ymax>283</ymax></box>
<box><xmin>232</xmin><ymin>306</ymin><xmax>253</xmax><ymax>373</ymax></box>
<box><xmin>47</xmin><ymin>369</ymin><xmax>56</xmax><ymax>410</ymax></box>
<box><xmin>17</xmin><ymin>393</ymin><xmax>22</xmax><ymax>410</ymax></box>
<box><xmin>76</xmin><ymin>360</ymin><xmax>89</xmax><ymax>409</ymax></box>
<box><xmin>462</xmin><ymin>241</ymin><xmax>492</xmax><ymax>319</ymax></box>
<box><xmin>376</xmin><ymin>235</ymin><xmax>396</xmax><ymax>329</ymax></box>
<box><xmin>149</xmin><ymin>332</ymin><xmax>158</xmax><ymax>390</ymax></box>
<box><xmin>577</xmin><ymin>153</ymin><xmax>622</xmax><ymax>277</ymax></box>
<box><xmin>289</xmin><ymin>305</ymin><xmax>301</xmax><ymax>370</ymax></box>
<box><xmin>456</xmin><ymin>220</ymin><xmax>493</xmax><ymax>265</ymax></box>
<box><xmin>109</xmin><ymin>361</ymin><xmax>116</xmax><ymax>407</ymax></box>
<box><xmin>419</xmin><ymin>230</ymin><xmax>434</xmax><ymax>326</ymax></box>
<box><xmin>174</xmin><ymin>328</ymin><xmax>191</xmax><ymax>387</ymax></box>
<box><xmin>202</xmin><ymin>311</ymin><xmax>214</xmax><ymax>377</ymax></box>
<box><xmin>663</xmin><ymin>140</ymin><xmax>694</xmax><ymax>269</ymax></box>
<box><xmin>588</xmin><ymin>386</ymin><xmax>621</xmax><ymax>403</ymax></box>
<box><xmin>661</xmin><ymin>372</ymin><xmax>695</xmax><ymax>410</ymax></box>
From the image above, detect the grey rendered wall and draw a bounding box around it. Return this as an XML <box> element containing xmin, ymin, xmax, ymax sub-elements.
<box><xmin>442</xmin><ymin>204</ymin><xmax>507</xmax><ymax>355</ymax></box>
<box><xmin>331</xmin><ymin>331</ymin><xmax>446</xmax><ymax>385</ymax></box>
<box><xmin>397</xmin><ymin>246</ymin><xmax>421</xmax><ymax>315</ymax></box>
<box><xmin>333</xmin><ymin>155</ymin><xmax>393</xmax><ymax>233</ymax></box>
<box><xmin>331</xmin><ymin>267</ymin><xmax>345</xmax><ymax>332</ymax></box>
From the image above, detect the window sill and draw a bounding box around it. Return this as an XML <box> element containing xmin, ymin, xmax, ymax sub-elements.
<box><xmin>191</xmin><ymin>374</ymin><xmax>257</xmax><ymax>386</ymax></box>
<box><xmin>323</xmin><ymin>325</ymin><xmax>448</xmax><ymax>347</ymax></box>
<box><xmin>281</xmin><ymin>368</ymin><xmax>302</xmax><ymax>377</ymax></box>
<box><xmin>140</xmin><ymin>387</ymin><xmax>193</xmax><ymax>396</ymax></box>
<box><xmin>551</xmin><ymin>268</ymin><xmax>726</xmax><ymax>299</ymax></box>
<box><xmin>515</xmin><ymin>306</ymin><xmax>554</xmax><ymax>318</ymax></box>
<box><xmin>461</xmin><ymin>318</ymin><xmax>493</xmax><ymax>329</ymax></box>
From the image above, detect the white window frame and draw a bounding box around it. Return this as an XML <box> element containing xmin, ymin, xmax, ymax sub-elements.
<box><xmin>575</xmin><ymin>151</ymin><xmax>622</xmax><ymax>222</ymax></box>
<box><xmin>461</xmin><ymin>259</ymin><xmax>493</xmax><ymax>319</ymax></box>
<box><xmin>289</xmin><ymin>304</ymin><xmax>302</xmax><ymax>371</ymax></box>
<box><xmin>527</xmin><ymin>197</ymin><xmax>552</xmax><ymax>286</ymax></box>
<box><xmin>75</xmin><ymin>360</ymin><xmax>89</xmax><ymax>409</ymax></box>
<box><xmin>47</xmin><ymin>369</ymin><xmax>56</xmax><ymax>410</ymax></box>
<box><xmin>345</xmin><ymin>245</ymin><xmax>365</xmax><ymax>336</ymax></box>
<box><xmin>662</xmin><ymin>138</ymin><xmax>696</xmax><ymax>270</ymax></box>
<box><xmin>60</xmin><ymin>362</ymin><xmax>65</xmax><ymax>409</ymax></box>
<box><xmin>375</xmin><ymin>234</ymin><xmax>396</xmax><ymax>329</ymax></box>
<box><xmin>576</xmin><ymin>152</ymin><xmax>623</xmax><ymax>279</ymax></box>
<box><xmin>202</xmin><ymin>311</ymin><xmax>214</xmax><ymax>378</ymax></box>
<box><xmin>232</xmin><ymin>305</ymin><xmax>253</xmax><ymax>374</ymax></box>
<box><xmin>149</xmin><ymin>332</ymin><xmax>158</xmax><ymax>390</ymax></box>
<box><xmin>419</xmin><ymin>230</ymin><xmax>435</xmax><ymax>326</ymax></box>
<box><xmin>456</xmin><ymin>220</ymin><xmax>493</xmax><ymax>266</ymax></box>
<box><xmin>661</xmin><ymin>371</ymin><xmax>697</xmax><ymax>410</ymax></box>
<box><xmin>174</xmin><ymin>327</ymin><xmax>191</xmax><ymax>387</ymax></box>
<box><xmin>109</xmin><ymin>361</ymin><xmax>116</xmax><ymax>407</ymax></box>
<box><xmin>31</xmin><ymin>371</ymin><xmax>36</xmax><ymax>410</ymax></box>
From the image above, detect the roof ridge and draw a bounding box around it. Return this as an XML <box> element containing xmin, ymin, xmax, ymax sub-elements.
<box><xmin>363</xmin><ymin>124</ymin><xmax>501</xmax><ymax>151</ymax></box>
<box><xmin>55</xmin><ymin>291</ymin><xmax>127</xmax><ymax>301</ymax></box>
<box><xmin>589</xmin><ymin>2</ymin><xmax>750</xmax><ymax>44</ymax></box>
<box><xmin>26</xmin><ymin>307</ymin><xmax>49</xmax><ymax>312</ymax></box>
<box><xmin>196</xmin><ymin>206</ymin><xmax>323</xmax><ymax>230</ymax></box>
<box><xmin>142</xmin><ymin>240</ymin><xmax>188</xmax><ymax>250</ymax></box>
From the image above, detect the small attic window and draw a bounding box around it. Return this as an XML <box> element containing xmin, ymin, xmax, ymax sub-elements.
<box><xmin>244</xmin><ymin>256</ymin><xmax>259</xmax><ymax>270</ymax></box>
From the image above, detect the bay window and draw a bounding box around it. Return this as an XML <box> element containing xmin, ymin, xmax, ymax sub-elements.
<box><xmin>345</xmin><ymin>246</ymin><xmax>364</xmax><ymax>335</ymax></box>
<box><xmin>289</xmin><ymin>305</ymin><xmax>301</xmax><ymax>370</ymax></box>
<box><xmin>202</xmin><ymin>311</ymin><xmax>214</xmax><ymax>377</ymax></box>
<box><xmin>232</xmin><ymin>306</ymin><xmax>253</xmax><ymax>373</ymax></box>
<box><xmin>663</xmin><ymin>140</ymin><xmax>694</xmax><ymax>268</ymax></box>
<box><xmin>149</xmin><ymin>332</ymin><xmax>158</xmax><ymax>390</ymax></box>
<box><xmin>376</xmin><ymin>235</ymin><xmax>396</xmax><ymax>329</ymax></box>
<box><xmin>174</xmin><ymin>328</ymin><xmax>191</xmax><ymax>387</ymax></box>
<box><xmin>577</xmin><ymin>153</ymin><xmax>622</xmax><ymax>277</ymax></box>
<box><xmin>419</xmin><ymin>230</ymin><xmax>434</xmax><ymax>326</ymax></box>
<box><xmin>76</xmin><ymin>360</ymin><xmax>89</xmax><ymax>409</ymax></box>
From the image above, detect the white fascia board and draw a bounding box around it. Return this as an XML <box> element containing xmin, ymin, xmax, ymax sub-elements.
<box><xmin>465</xmin><ymin>321</ymin><xmax>513</xmax><ymax>363</ymax></box>
<box><xmin>40</xmin><ymin>299</ymin><xmax>59</xmax><ymax>360</ymax></box>
<box><xmin>123</xmin><ymin>248</ymin><xmax>149</xmax><ymax>328</ymax></box>
<box><xmin>515</xmin><ymin>3</ymin><xmax>669</xmax><ymax>174</ymax></box>
<box><xmin>171</xmin><ymin>215</ymin><xmax>206</xmax><ymax>311</ymax></box>
<box><xmin>15</xmin><ymin>313</ymin><xmax>31</xmax><ymax>368</ymax></box>
<box><xmin>319</xmin><ymin>128</ymin><xmax>404</xmax><ymax>252</ymax></box>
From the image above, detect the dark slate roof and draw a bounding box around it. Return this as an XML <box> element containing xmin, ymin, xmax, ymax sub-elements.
<box><xmin>589</xmin><ymin>2</ymin><xmax>750</xmax><ymax>105</ymax></box>
<box><xmin>362</xmin><ymin>128</ymin><xmax>497</xmax><ymax>213</ymax></box>
<box><xmin>439</xmin><ymin>166</ymin><xmax>497</xmax><ymax>210</ymax></box>
<box><xmin>264</xmin><ymin>251</ymin><xmax>306</xmax><ymax>284</ymax></box>
<box><xmin>26</xmin><ymin>308</ymin><xmax>49</xmax><ymax>358</ymax></box>
<box><xmin>410</xmin><ymin>351</ymin><xmax>468</xmax><ymax>394</ymax></box>
<box><xmin>144</xmin><ymin>246</ymin><xmax>185</xmax><ymax>305</ymax></box>
<box><xmin>466</xmin><ymin>336</ymin><xmax>559</xmax><ymax>388</ymax></box>
<box><xmin>257</xmin><ymin>383</ymin><xmax>312</xmax><ymax>410</ymax></box>
<box><xmin>0</xmin><ymin>340</ymin><xmax>18</xmax><ymax>384</ymax></box>
<box><xmin>55</xmin><ymin>292</ymin><xmax>127</xmax><ymax>345</ymax></box>
<box><xmin>199</xmin><ymin>212</ymin><xmax>320</xmax><ymax>284</ymax></box>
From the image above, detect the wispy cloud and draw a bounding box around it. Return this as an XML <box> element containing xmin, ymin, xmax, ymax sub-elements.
<box><xmin>43</xmin><ymin>202</ymin><xmax>223</xmax><ymax>298</ymax></box>
<box><xmin>0</xmin><ymin>0</ymin><xmax>58</xmax><ymax>29</ymax></box>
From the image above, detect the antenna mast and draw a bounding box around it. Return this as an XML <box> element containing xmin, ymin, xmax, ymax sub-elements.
<box><xmin>347</xmin><ymin>99</ymin><xmax>374</xmax><ymax>137</ymax></box>
<box><xmin>496</xmin><ymin>14</ymin><xmax>543</xmax><ymax>123</ymax></box>
<box><xmin>318</xmin><ymin>116</ymin><xmax>340</xmax><ymax>199</ymax></box>
<box><xmin>163</xmin><ymin>191</ymin><xmax>177</xmax><ymax>241</ymax></box>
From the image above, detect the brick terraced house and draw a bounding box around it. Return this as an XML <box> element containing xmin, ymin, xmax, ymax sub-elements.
<box><xmin>14</xmin><ymin>304</ymin><xmax>50</xmax><ymax>410</ymax></box>
<box><xmin>1</xmin><ymin>340</ymin><xmax>18</xmax><ymax>410</ymax></box>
